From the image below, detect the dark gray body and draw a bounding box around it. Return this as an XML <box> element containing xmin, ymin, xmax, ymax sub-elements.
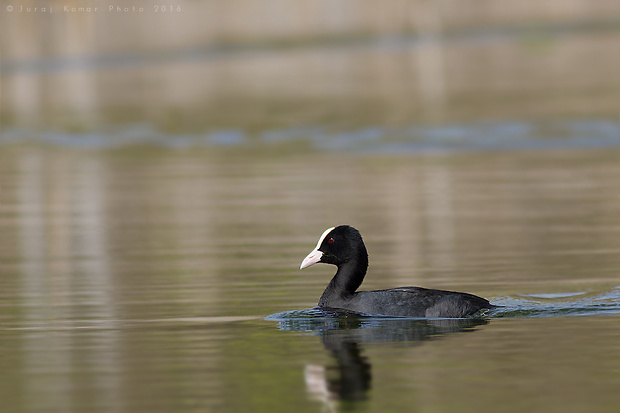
<box><xmin>319</xmin><ymin>286</ymin><xmax>493</xmax><ymax>318</ymax></box>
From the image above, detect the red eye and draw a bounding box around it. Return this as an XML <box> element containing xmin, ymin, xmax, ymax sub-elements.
<box><xmin>328</xmin><ymin>238</ymin><xmax>334</xmax><ymax>244</ymax></box>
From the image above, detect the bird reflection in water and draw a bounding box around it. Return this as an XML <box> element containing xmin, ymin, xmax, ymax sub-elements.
<box><xmin>274</xmin><ymin>308</ymin><xmax>488</xmax><ymax>411</ymax></box>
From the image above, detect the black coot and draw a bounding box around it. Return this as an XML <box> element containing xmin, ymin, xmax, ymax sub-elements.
<box><xmin>300</xmin><ymin>225</ymin><xmax>493</xmax><ymax>318</ymax></box>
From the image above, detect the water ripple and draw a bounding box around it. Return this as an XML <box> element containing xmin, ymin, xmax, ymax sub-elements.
<box><xmin>267</xmin><ymin>287</ymin><xmax>620</xmax><ymax>328</ymax></box>
<box><xmin>1</xmin><ymin>120</ymin><xmax>617</xmax><ymax>153</ymax></box>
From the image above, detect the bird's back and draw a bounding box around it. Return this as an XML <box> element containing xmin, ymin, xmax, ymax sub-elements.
<box><xmin>339</xmin><ymin>287</ymin><xmax>493</xmax><ymax>318</ymax></box>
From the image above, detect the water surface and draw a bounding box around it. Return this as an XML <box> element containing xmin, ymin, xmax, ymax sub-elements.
<box><xmin>1</xmin><ymin>146</ymin><xmax>619</xmax><ymax>412</ymax></box>
<box><xmin>2</xmin><ymin>5</ymin><xmax>620</xmax><ymax>412</ymax></box>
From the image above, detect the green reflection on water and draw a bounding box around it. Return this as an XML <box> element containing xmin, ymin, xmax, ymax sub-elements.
<box><xmin>0</xmin><ymin>146</ymin><xmax>619</xmax><ymax>412</ymax></box>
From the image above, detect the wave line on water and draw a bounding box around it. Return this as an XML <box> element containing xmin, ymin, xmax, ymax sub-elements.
<box><xmin>267</xmin><ymin>287</ymin><xmax>620</xmax><ymax>324</ymax></box>
<box><xmin>0</xmin><ymin>315</ymin><xmax>264</xmax><ymax>331</ymax></box>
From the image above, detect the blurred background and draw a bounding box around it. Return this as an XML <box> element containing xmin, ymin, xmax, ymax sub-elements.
<box><xmin>1</xmin><ymin>2</ymin><xmax>620</xmax><ymax>413</ymax></box>
<box><xmin>1</xmin><ymin>0</ymin><xmax>618</xmax><ymax>146</ymax></box>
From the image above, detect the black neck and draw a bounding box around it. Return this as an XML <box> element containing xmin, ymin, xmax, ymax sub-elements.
<box><xmin>319</xmin><ymin>249</ymin><xmax>368</xmax><ymax>304</ymax></box>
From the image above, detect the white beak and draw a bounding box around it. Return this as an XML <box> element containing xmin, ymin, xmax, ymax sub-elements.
<box><xmin>300</xmin><ymin>248</ymin><xmax>323</xmax><ymax>269</ymax></box>
<box><xmin>300</xmin><ymin>226</ymin><xmax>335</xmax><ymax>270</ymax></box>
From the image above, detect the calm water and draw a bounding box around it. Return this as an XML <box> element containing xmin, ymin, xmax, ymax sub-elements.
<box><xmin>1</xmin><ymin>146</ymin><xmax>619</xmax><ymax>412</ymax></box>
<box><xmin>2</xmin><ymin>11</ymin><xmax>620</xmax><ymax>412</ymax></box>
